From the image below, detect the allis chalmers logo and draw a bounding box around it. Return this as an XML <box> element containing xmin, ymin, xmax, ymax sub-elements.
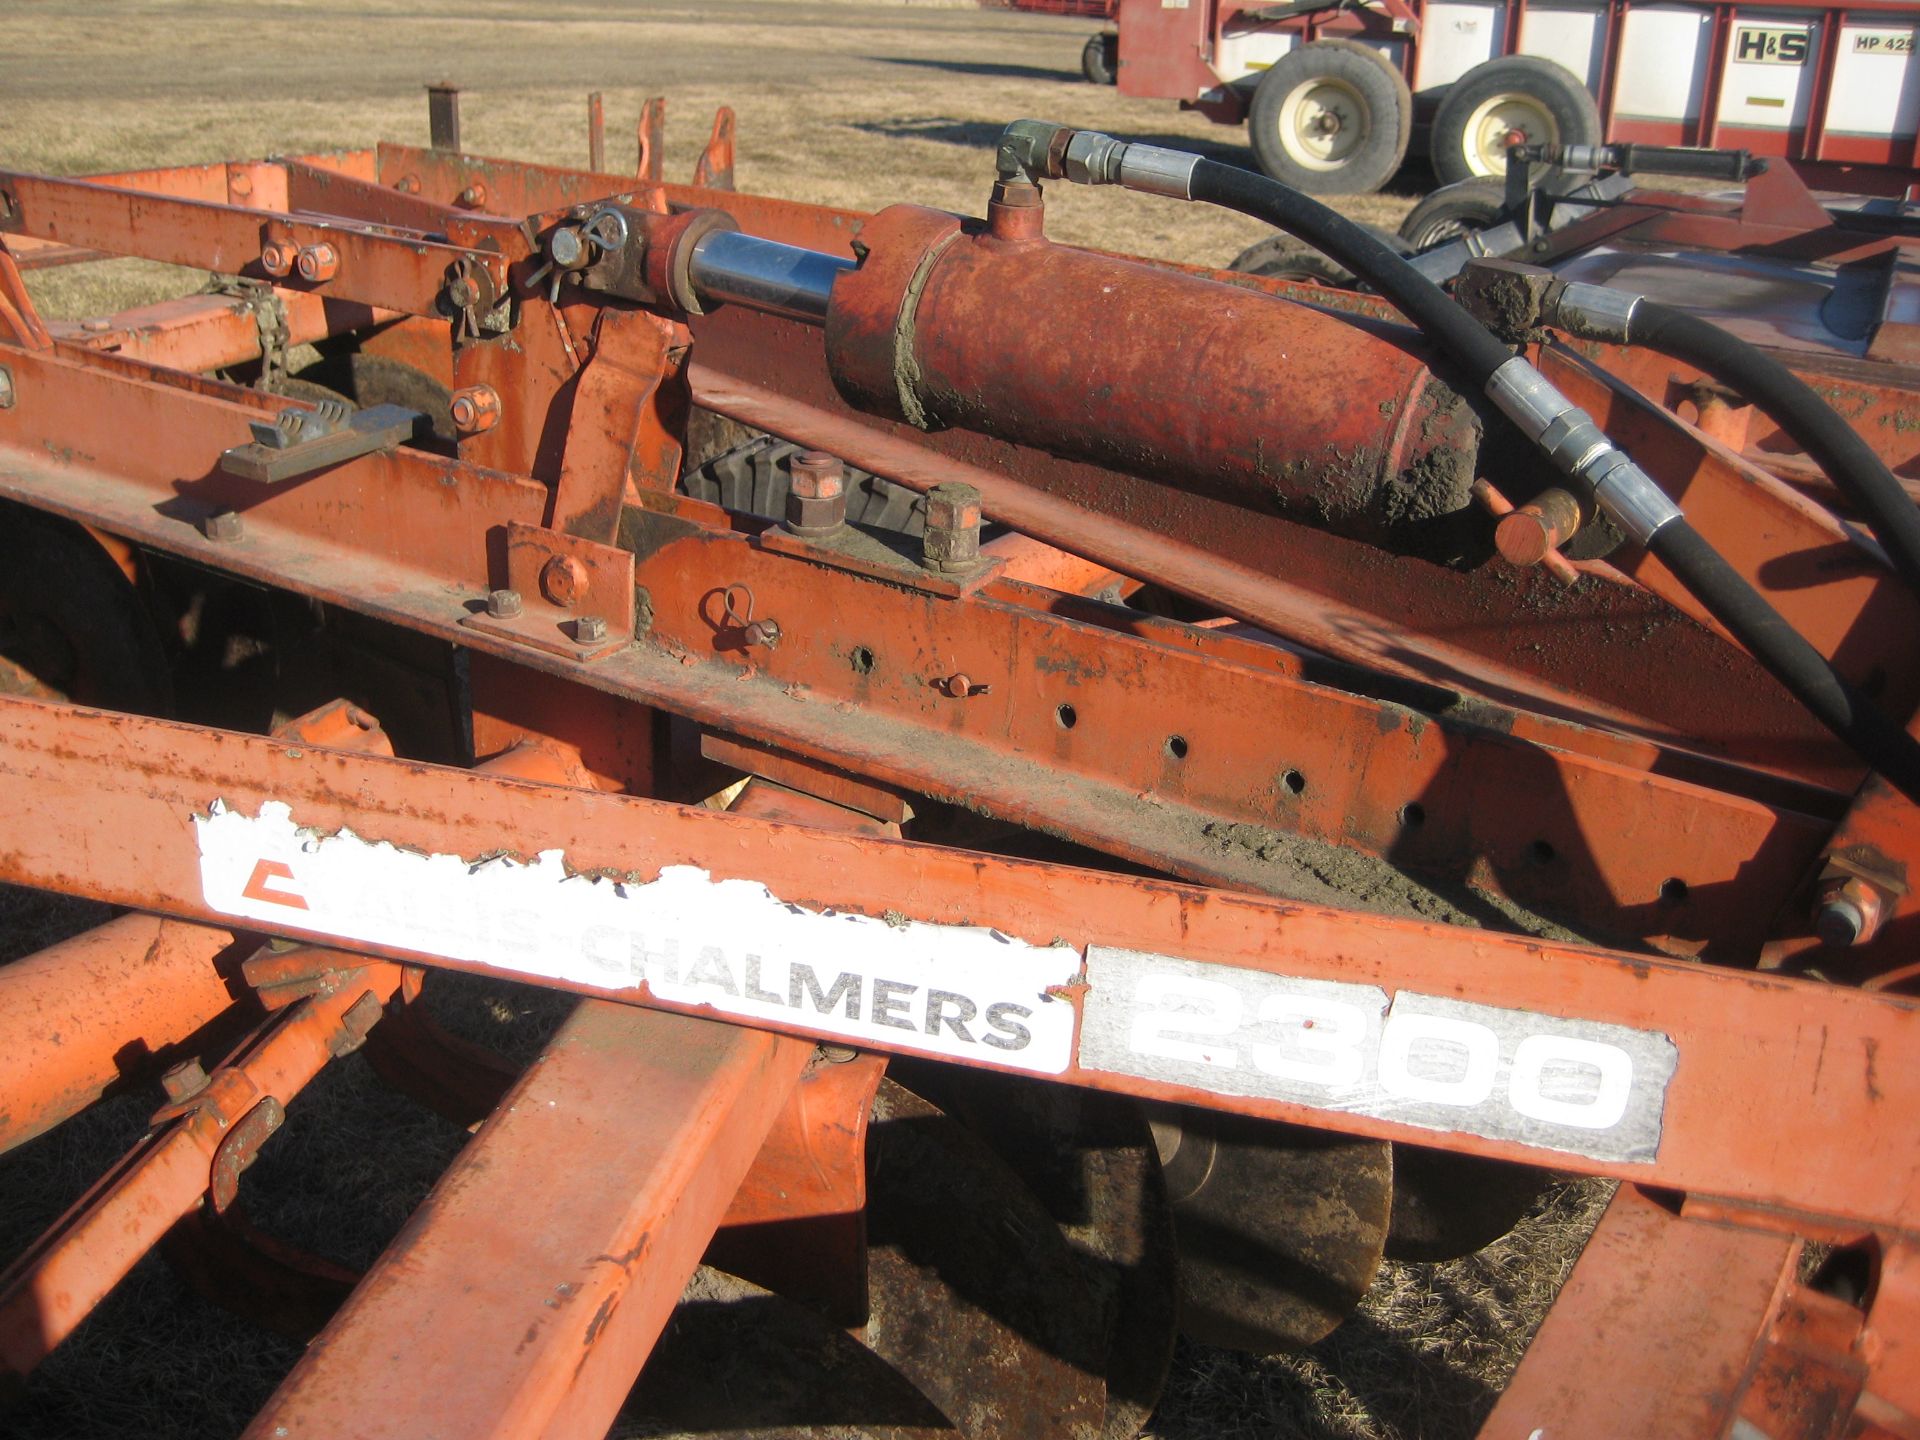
<box><xmin>241</xmin><ymin>858</ymin><xmax>308</xmax><ymax>909</ymax></box>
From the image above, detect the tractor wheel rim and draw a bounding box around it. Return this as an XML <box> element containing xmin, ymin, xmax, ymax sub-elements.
<box><xmin>1278</xmin><ymin>76</ymin><xmax>1369</xmax><ymax>170</ymax></box>
<box><xmin>1463</xmin><ymin>93</ymin><xmax>1558</xmax><ymax>177</ymax></box>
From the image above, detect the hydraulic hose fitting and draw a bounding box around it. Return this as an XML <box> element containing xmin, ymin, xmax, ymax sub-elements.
<box><xmin>997</xmin><ymin>120</ymin><xmax>1200</xmax><ymax>200</ymax></box>
<box><xmin>1543</xmin><ymin>281</ymin><xmax>1641</xmax><ymax>345</ymax></box>
<box><xmin>1485</xmin><ymin>356</ymin><xmax>1680</xmax><ymax>546</ymax></box>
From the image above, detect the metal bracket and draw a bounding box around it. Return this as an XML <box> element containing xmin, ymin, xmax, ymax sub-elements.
<box><xmin>219</xmin><ymin>403</ymin><xmax>423</xmax><ymax>484</ymax></box>
<box><xmin>460</xmin><ymin>520</ymin><xmax>637</xmax><ymax>661</ymax></box>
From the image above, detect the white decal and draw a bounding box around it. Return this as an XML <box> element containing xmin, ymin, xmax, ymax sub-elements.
<box><xmin>1080</xmin><ymin>947</ymin><xmax>1678</xmax><ymax>1164</ymax></box>
<box><xmin>196</xmin><ymin>801</ymin><xmax>1078</xmax><ymax>1074</ymax></box>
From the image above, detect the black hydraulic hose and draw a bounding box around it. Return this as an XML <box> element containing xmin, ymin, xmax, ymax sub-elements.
<box><xmin>1627</xmin><ymin>299</ymin><xmax>1920</xmax><ymax>602</ymax></box>
<box><xmin>1094</xmin><ymin>148</ymin><xmax>1920</xmax><ymax>802</ymax></box>
<box><xmin>1186</xmin><ymin>158</ymin><xmax>1516</xmax><ymax>386</ymax></box>
<box><xmin>1651</xmin><ymin>521</ymin><xmax>1920</xmax><ymax>802</ymax></box>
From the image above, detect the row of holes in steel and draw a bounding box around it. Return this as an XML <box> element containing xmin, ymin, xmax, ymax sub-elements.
<box><xmin>860</xmin><ymin>653</ymin><xmax>1694</xmax><ymax>907</ymax></box>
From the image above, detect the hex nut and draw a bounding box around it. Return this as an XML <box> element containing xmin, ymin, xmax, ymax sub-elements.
<box><xmin>573</xmin><ymin>614</ymin><xmax>610</xmax><ymax>645</ymax></box>
<box><xmin>922</xmin><ymin>481</ymin><xmax>983</xmax><ymax>573</ymax></box>
<box><xmin>539</xmin><ymin>554</ymin><xmax>589</xmax><ymax>609</ymax></box>
<box><xmin>259</xmin><ymin>241</ymin><xmax>297</xmax><ymax>278</ymax></box>
<box><xmin>203</xmin><ymin>510</ymin><xmax>244</xmax><ymax>543</ymax></box>
<box><xmin>486</xmin><ymin>588</ymin><xmax>524</xmax><ymax>619</ymax></box>
<box><xmin>449</xmin><ymin>384</ymin><xmax>501</xmax><ymax>435</ymax></box>
<box><xmin>295</xmin><ymin>243</ymin><xmax>340</xmax><ymax>283</ymax></box>
<box><xmin>789</xmin><ymin>451</ymin><xmax>845</xmax><ymax>501</ymax></box>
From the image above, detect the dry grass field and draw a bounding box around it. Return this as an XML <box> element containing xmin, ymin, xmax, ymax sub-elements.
<box><xmin>0</xmin><ymin>3</ymin><xmax>1601</xmax><ymax>1436</ymax></box>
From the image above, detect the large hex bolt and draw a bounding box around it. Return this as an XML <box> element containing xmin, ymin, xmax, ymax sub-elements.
<box><xmin>449</xmin><ymin>385</ymin><xmax>501</xmax><ymax>435</ymax></box>
<box><xmin>259</xmin><ymin>241</ymin><xmax>298</xmax><ymax>278</ymax></box>
<box><xmin>785</xmin><ymin>451</ymin><xmax>847</xmax><ymax>536</ymax></box>
<box><xmin>1814</xmin><ymin>874</ymin><xmax>1889</xmax><ymax>948</ymax></box>
<box><xmin>922</xmin><ymin>482</ymin><xmax>982</xmax><ymax>574</ymax></box>
<box><xmin>295</xmin><ymin>243</ymin><xmax>340</xmax><ymax>283</ymax></box>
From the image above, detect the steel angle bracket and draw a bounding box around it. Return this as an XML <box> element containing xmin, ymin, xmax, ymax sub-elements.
<box><xmin>461</xmin><ymin>519</ymin><xmax>637</xmax><ymax>661</ymax></box>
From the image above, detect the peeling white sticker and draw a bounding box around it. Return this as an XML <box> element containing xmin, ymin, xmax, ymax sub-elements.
<box><xmin>195</xmin><ymin>801</ymin><xmax>1079</xmax><ymax>1073</ymax></box>
<box><xmin>1079</xmin><ymin>946</ymin><xmax>1678</xmax><ymax>1163</ymax></box>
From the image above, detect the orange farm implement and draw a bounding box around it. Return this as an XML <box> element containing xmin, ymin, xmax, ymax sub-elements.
<box><xmin>0</xmin><ymin>92</ymin><xmax>1918</xmax><ymax>1439</ymax></box>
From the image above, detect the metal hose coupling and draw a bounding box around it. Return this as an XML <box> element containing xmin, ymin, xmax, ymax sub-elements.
<box><xmin>1485</xmin><ymin>356</ymin><xmax>1681</xmax><ymax>546</ymax></box>
<box><xmin>1540</xmin><ymin>282</ymin><xmax>1641</xmax><ymax>345</ymax></box>
<box><xmin>996</xmin><ymin>120</ymin><xmax>1201</xmax><ymax>200</ymax></box>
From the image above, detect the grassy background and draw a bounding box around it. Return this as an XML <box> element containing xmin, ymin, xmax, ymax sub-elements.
<box><xmin>0</xmin><ymin>3</ymin><xmax>1597</xmax><ymax>1435</ymax></box>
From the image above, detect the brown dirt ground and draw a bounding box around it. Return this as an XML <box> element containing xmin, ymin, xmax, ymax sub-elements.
<box><xmin>0</xmin><ymin>4</ymin><xmax>1599</xmax><ymax>1437</ymax></box>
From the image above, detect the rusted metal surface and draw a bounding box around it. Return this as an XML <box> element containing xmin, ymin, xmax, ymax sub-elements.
<box><xmin>826</xmin><ymin>203</ymin><xmax>1479</xmax><ymax>548</ymax></box>
<box><xmin>1482</xmin><ymin>1184</ymin><xmax>1840</xmax><ymax>1439</ymax></box>
<box><xmin>0</xmin><ymin>697</ymin><xmax>1915</xmax><ymax>1235</ymax></box>
<box><xmin>0</xmin><ymin>914</ymin><xmax>243</xmax><ymax>1153</ymax></box>
<box><xmin>241</xmin><ymin>1001</ymin><xmax>811</xmax><ymax>1439</ymax></box>
<box><xmin>4</xmin><ymin>106</ymin><xmax>1920</xmax><ymax>1437</ymax></box>
<box><xmin>0</xmin><ymin>959</ymin><xmax>402</xmax><ymax>1377</ymax></box>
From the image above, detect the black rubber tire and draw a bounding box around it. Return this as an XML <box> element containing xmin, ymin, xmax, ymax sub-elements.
<box><xmin>1397</xmin><ymin>177</ymin><xmax>1510</xmax><ymax>249</ymax></box>
<box><xmin>0</xmin><ymin>501</ymin><xmax>173</xmax><ymax>715</ymax></box>
<box><xmin>1246</xmin><ymin>39</ymin><xmax>1412</xmax><ymax>196</ymax></box>
<box><xmin>1227</xmin><ymin>223</ymin><xmax>1413</xmax><ymax>288</ymax></box>
<box><xmin>1429</xmin><ymin>55</ymin><xmax>1601</xmax><ymax>186</ymax></box>
<box><xmin>1082</xmin><ymin>31</ymin><xmax>1117</xmax><ymax>85</ymax></box>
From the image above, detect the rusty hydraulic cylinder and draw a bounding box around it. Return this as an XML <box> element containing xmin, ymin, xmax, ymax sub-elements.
<box><xmin>0</xmin><ymin>913</ymin><xmax>242</xmax><ymax>1154</ymax></box>
<box><xmin>824</xmin><ymin>204</ymin><xmax>1484</xmax><ymax>544</ymax></box>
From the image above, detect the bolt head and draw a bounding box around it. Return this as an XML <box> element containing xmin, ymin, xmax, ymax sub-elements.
<box><xmin>295</xmin><ymin>243</ymin><xmax>339</xmax><ymax>283</ymax></box>
<box><xmin>925</xmin><ymin>482</ymin><xmax>983</xmax><ymax>533</ymax></box>
<box><xmin>203</xmin><ymin>510</ymin><xmax>244</xmax><ymax>543</ymax></box>
<box><xmin>486</xmin><ymin>588</ymin><xmax>523</xmax><ymax>619</ymax></box>
<box><xmin>260</xmin><ymin>241</ymin><xmax>296</xmax><ymax>277</ymax></box>
<box><xmin>573</xmin><ymin>614</ymin><xmax>610</xmax><ymax>645</ymax></box>
<box><xmin>449</xmin><ymin>384</ymin><xmax>500</xmax><ymax>434</ymax></box>
<box><xmin>1814</xmin><ymin>874</ymin><xmax>1887</xmax><ymax>948</ymax></box>
<box><xmin>160</xmin><ymin>1058</ymin><xmax>210</xmax><ymax>1104</ymax></box>
<box><xmin>539</xmin><ymin>554</ymin><xmax>588</xmax><ymax>609</ymax></box>
<box><xmin>549</xmin><ymin>227</ymin><xmax>586</xmax><ymax>268</ymax></box>
<box><xmin>789</xmin><ymin>451</ymin><xmax>846</xmax><ymax>501</ymax></box>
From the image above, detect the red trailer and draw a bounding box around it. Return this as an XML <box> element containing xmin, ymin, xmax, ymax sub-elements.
<box><xmin>1089</xmin><ymin>0</ymin><xmax>1920</xmax><ymax>196</ymax></box>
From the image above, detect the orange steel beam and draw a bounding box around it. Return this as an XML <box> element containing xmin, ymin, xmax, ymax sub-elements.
<box><xmin>0</xmin><ymin>959</ymin><xmax>403</xmax><ymax>1376</ymax></box>
<box><xmin>45</xmin><ymin>288</ymin><xmax>399</xmax><ymax>374</ymax></box>
<box><xmin>0</xmin><ymin>695</ymin><xmax>1913</xmax><ymax>1233</ymax></box>
<box><xmin>0</xmin><ymin>340</ymin><xmax>1840</xmax><ymax>957</ymax></box>
<box><xmin>241</xmin><ymin>1002</ymin><xmax>812</xmax><ymax>1439</ymax></box>
<box><xmin>0</xmin><ymin>913</ymin><xmax>245</xmax><ymax>1154</ymax></box>
<box><xmin>1480</xmin><ymin>1185</ymin><xmax>1886</xmax><ymax>1439</ymax></box>
<box><xmin>0</xmin><ymin>170</ymin><xmax>514</xmax><ymax>320</ymax></box>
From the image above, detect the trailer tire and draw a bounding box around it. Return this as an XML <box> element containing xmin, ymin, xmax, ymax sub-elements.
<box><xmin>1429</xmin><ymin>55</ymin><xmax>1600</xmax><ymax>185</ymax></box>
<box><xmin>1228</xmin><ymin>224</ymin><xmax>1412</xmax><ymax>288</ymax></box>
<box><xmin>1082</xmin><ymin>32</ymin><xmax>1118</xmax><ymax>85</ymax></box>
<box><xmin>1247</xmin><ymin>40</ymin><xmax>1412</xmax><ymax>195</ymax></box>
<box><xmin>1397</xmin><ymin>177</ymin><xmax>1509</xmax><ymax>249</ymax></box>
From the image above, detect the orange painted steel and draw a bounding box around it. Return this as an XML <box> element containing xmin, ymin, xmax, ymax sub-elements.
<box><xmin>0</xmin><ymin>334</ymin><xmax>1841</xmax><ymax>956</ymax></box>
<box><xmin>241</xmin><ymin>1002</ymin><xmax>811</xmax><ymax>1440</ymax></box>
<box><xmin>0</xmin><ymin>959</ymin><xmax>403</xmax><ymax>1377</ymax></box>
<box><xmin>0</xmin><ymin>695</ymin><xmax>1915</xmax><ymax>1236</ymax></box>
<box><xmin>0</xmin><ymin>913</ymin><xmax>243</xmax><ymax>1153</ymax></box>
<box><xmin>44</xmin><ymin>287</ymin><xmax>398</xmax><ymax>374</ymax></box>
<box><xmin>4</xmin><ymin>112</ymin><xmax>1920</xmax><ymax>1438</ymax></box>
<box><xmin>1482</xmin><ymin>1184</ymin><xmax>1847</xmax><ymax>1439</ymax></box>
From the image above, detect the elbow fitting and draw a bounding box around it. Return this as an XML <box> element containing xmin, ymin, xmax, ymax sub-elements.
<box><xmin>996</xmin><ymin>120</ymin><xmax>1199</xmax><ymax>200</ymax></box>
